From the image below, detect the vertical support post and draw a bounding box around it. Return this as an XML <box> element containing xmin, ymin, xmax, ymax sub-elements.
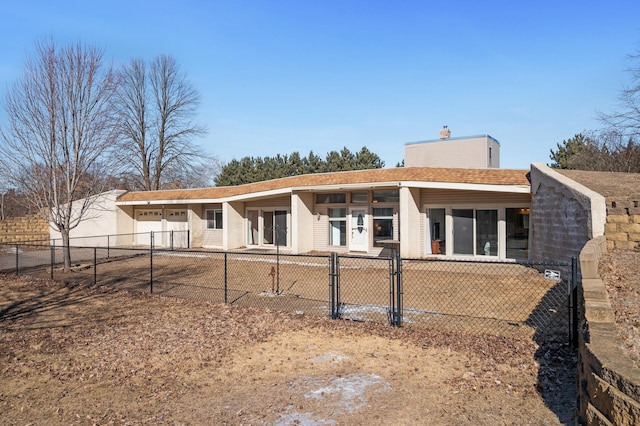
<box><xmin>15</xmin><ymin>244</ymin><xmax>19</xmax><ymax>275</ymax></box>
<box><xmin>107</xmin><ymin>235</ymin><xmax>110</xmax><ymax>258</ymax></box>
<box><xmin>276</xmin><ymin>232</ymin><xmax>280</xmax><ymax>294</ymax></box>
<box><xmin>187</xmin><ymin>230</ymin><xmax>191</xmax><ymax>249</ymax></box>
<box><xmin>571</xmin><ymin>256</ymin><xmax>578</xmax><ymax>346</ymax></box>
<box><xmin>396</xmin><ymin>251</ymin><xmax>403</xmax><ymax>327</ymax></box>
<box><xmin>223</xmin><ymin>252</ymin><xmax>228</xmax><ymax>303</ymax></box>
<box><xmin>150</xmin><ymin>231</ymin><xmax>154</xmax><ymax>250</ymax></box>
<box><xmin>50</xmin><ymin>244</ymin><xmax>54</xmax><ymax>280</ymax></box>
<box><xmin>93</xmin><ymin>248</ymin><xmax>97</xmax><ymax>286</ymax></box>
<box><xmin>388</xmin><ymin>257</ymin><xmax>394</xmax><ymax>325</ymax></box>
<box><xmin>170</xmin><ymin>230</ymin><xmax>174</xmax><ymax>251</ymax></box>
<box><xmin>330</xmin><ymin>253</ymin><xmax>335</xmax><ymax>319</ymax></box>
<box><xmin>150</xmin><ymin>242</ymin><xmax>154</xmax><ymax>294</ymax></box>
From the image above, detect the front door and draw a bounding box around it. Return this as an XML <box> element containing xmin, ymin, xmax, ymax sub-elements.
<box><xmin>349</xmin><ymin>208</ymin><xmax>368</xmax><ymax>252</ymax></box>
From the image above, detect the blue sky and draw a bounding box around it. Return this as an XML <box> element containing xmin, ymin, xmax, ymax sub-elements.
<box><xmin>1</xmin><ymin>1</ymin><xmax>639</xmax><ymax>170</ymax></box>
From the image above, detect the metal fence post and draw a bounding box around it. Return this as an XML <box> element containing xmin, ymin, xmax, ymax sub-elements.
<box><xmin>93</xmin><ymin>248</ymin><xmax>97</xmax><ymax>286</ymax></box>
<box><xmin>50</xmin><ymin>244</ymin><xmax>54</xmax><ymax>280</ymax></box>
<box><xmin>224</xmin><ymin>252</ymin><xmax>228</xmax><ymax>304</ymax></box>
<box><xmin>396</xmin><ymin>252</ymin><xmax>403</xmax><ymax>327</ymax></box>
<box><xmin>150</xmin><ymin>242</ymin><xmax>154</xmax><ymax>294</ymax></box>
<box><xmin>187</xmin><ymin>230</ymin><xmax>191</xmax><ymax>249</ymax></box>
<box><xmin>15</xmin><ymin>244</ymin><xmax>19</xmax><ymax>275</ymax></box>
<box><xmin>107</xmin><ymin>235</ymin><xmax>110</xmax><ymax>258</ymax></box>
<box><xmin>170</xmin><ymin>230</ymin><xmax>174</xmax><ymax>251</ymax></box>
<box><xmin>330</xmin><ymin>253</ymin><xmax>335</xmax><ymax>319</ymax></box>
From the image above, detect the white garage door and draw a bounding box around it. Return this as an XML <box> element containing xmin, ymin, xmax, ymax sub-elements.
<box><xmin>166</xmin><ymin>209</ymin><xmax>188</xmax><ymax>248</ymax></box>
<box><xmin>135</xmin><ymin>209</ymin><xmax>163</xmax><ymax>246</ymax></box>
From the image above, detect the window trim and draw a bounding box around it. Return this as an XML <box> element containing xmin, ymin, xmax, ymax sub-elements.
<box><xmin>328</xmin><ymin>207</ymin><xmax>347</xmax><ymax>246</ymax></box>
<box><xmin>205</xmin><ymin>208</ymin><xmax>223</xmax><ymax>230</ymax></box>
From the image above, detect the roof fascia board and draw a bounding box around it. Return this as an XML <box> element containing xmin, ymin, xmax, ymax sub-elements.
<box><xmin>402</xmin><ymin>181</ymin><xmax>530</xmax><ymax>193</ymax></box>
<box><xmin>116</xmin><ymin>180</ymin><xmax>530</xmax><ymax>206</ymax></box>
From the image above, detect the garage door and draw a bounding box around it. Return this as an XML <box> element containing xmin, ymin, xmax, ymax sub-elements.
<box><xmin>136</xmin><ymin>209</ymin><xmax>163</xmax><ymax>246</ymax></box>
<box><xmin>166</xmin><ymin>209</ymin><xmax>188</xmax><ymax>248</ymax></box>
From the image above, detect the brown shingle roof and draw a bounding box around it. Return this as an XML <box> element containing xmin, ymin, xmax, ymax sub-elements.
<box><xmin>116</xmin><ymin>167</ymin><xmax>530</xmax><ymax>203</ymax></box>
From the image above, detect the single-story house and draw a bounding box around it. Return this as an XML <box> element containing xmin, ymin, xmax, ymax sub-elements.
<box><xmin>113</xmin><ymin>166</ymin><xmax>532</xmax><ymax>260</ymax></box>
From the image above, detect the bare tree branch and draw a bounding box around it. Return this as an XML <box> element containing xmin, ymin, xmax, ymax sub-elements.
<box><xmin>0</xmin><ymin>39</ymin><xmax>120</xmax><ymax>267</ymax></box>
<box><xmin>116</xmin><ymin>54</ymin><xmax>206</xmax><ymax>190</ymax></box>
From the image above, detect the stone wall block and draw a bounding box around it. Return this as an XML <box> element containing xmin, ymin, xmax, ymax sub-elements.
<box><xmin>607</xmin><ymin>215</ymin><xmax>630</xmax><ymax>224</ymax></box>
<box><xmin>607</xmin><ymin>207</ymin><xmax>630</xmax><ymax>216</ymax></box>
<box><xmin>619</xmin><ymin>223</ymin><xmax>640</xmax><ymax>233</ymax></box>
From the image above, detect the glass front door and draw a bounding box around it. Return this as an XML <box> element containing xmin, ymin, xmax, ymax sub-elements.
<box><xmin>349</xmin><ymin>208</ymin><xmax>368</xmax><ymax>252</ymax></box>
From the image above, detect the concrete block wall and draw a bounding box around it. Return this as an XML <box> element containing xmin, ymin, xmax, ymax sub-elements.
<box><xmin>578</xmin><ymin>236</ymin><xmax>640</xmax><ymax>425</ymax></box>
<box><xmin>0</xmin><ymin>216</ymin><xmax>50</xmax><ymax>243</ymax></box>
<box><xmin>604</xmin><ymin>196</ymin><xmax>640</xmax><ymax>250</ymax></box>
<box><xmin>529</xmin><ymin>163</ymin><xmax>607</xmax><ymax>271</ymax></box>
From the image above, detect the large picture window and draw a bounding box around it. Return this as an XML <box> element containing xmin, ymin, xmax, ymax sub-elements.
<box><xmin>329</xmin><ymin>208</ymin><xmax>346</xmax><ymax>246</ymax></box>
<box><xmin>205</xmin><ymin>209</ymin><xmax>223</xmax><ymax>229</ymax></box>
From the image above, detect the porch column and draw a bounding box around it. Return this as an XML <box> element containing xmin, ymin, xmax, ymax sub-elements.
<box><xmin>399</xmin><ymin>186</ymin><xmax>421</xmax><ymax>257</ymax></box>
<box><xmin>291</xmin><ymin>192</ymin><xmax>314</xmax><ymax>254</ymax></box>
<box><xmin>223</xmin><ymin>201</ymin><xmax>245</xmax><ymax>250</ymax></box>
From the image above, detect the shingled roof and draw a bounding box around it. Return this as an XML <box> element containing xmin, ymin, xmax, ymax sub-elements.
<box><xmin>116</xmin><ymin>167</ymin><xmax>530</xmax><ymax>203</ymax></box>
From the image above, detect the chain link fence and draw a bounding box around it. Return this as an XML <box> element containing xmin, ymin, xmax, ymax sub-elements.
<box><xmin>0</xmin><ymin>242</ymin><xmax>576</xmax><ymax>343</ymax></box>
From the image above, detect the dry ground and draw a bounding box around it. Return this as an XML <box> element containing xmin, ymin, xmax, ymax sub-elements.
<box><xmin>0</xmin><ymin>273</ymin><xmax>575</xmax><ymax>425</ymax></box>
<box><xmin>15</xmin><ymin>249</ymin><xmax>570</xmax><ymax>341</ymax></box>
<box><xmin>599</xmin><ymin>248</ymin><xmax>640</xmax><ymax>365</ymax></box>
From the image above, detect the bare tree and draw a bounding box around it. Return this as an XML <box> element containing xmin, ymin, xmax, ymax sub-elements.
<box><xmin>0</xmin><ymin>39</ymin><xmax>120</xmax><ymax>267</ymax></box>
<box><xmin>116</xmin><ymin>54</ymin><xmax>205</xmax><ymax>191</ymax></box>
<box><xmin>600</xmin><ymin>50</ymin><xmax>640</xmax><ymax>137</ymax></box>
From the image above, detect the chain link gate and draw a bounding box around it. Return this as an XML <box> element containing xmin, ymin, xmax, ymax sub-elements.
<box><xmin>330</xmin><ymin>253</ymin><xmax>402</xmax><ymax>327</ymax></box>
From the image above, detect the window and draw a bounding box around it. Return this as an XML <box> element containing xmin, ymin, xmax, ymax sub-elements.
<box><xmin>351</xmin><ymin>192</ymin><xmax>368</xmax><ymax>203</ymax></box>
<box><xmin>372</xmin><ymin>190</ymin><xmax>399</xmax><ymax>203</ymax></box>
<box><xmin>329</xmin><ymin>208</ymin><xmax>346</xmax><ymax>246</ymax></box>
<box><xmin>205</xmin><ymin>209</ymin><xmax>222</xmax><ymax>229</ymax></box>
<box><xmin>264</xmin><ymin>210</ymin><xmax>287</xmax><ymax>245</ymax></box>
<box><xmin>506</xmin><ymin>207</ymin><xmax>529</xmax><ymax>260</ymax></box>
<box><xmin>426</xmin><ymin>208</ymin><xmax>446</xmax><ymax>254</ymax></box>
<box><xmin>476</xmin><ymin>209</ymin><xmax>498</xmax><ymax>256</ymax></box>
<box><xmin>373</xmin><ymin>207</ymin><xmax>393</xmax><ymax>245</ymax></box>
<box><xmin>316</xmin><ymin>193</ymin><xmax>346</xmax><ymax>204</ymax></box>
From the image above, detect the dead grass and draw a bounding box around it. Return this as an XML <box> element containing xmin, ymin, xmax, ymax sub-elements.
<box><xmin>0</xmin><ymin>273</ymin><xmax>575</xmax><ymax>425</ymax></box>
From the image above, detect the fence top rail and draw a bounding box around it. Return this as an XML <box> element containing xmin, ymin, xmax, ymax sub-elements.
<box><xmin>401</xmin><ymin>256</ymin><xmax>573</xmax><ymax>268</ymax></box>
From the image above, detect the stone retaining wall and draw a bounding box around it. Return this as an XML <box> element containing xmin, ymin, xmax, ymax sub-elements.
<box><xmin>0</xmin><ymin>216</ymin><xmax>50</xmax><ymax>244</ymax></box>
<box><xmin>605</xmin><ymin>197</ymin><xmax>640</xmax><ymax>250</ymax></box>
<box><xmin>578</xmin><ymin>236</ymin><xmax>640</xmax><ymax>425</ymax></box>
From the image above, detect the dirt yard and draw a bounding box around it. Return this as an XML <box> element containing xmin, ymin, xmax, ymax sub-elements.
<box><xmin>0</xmin><ymin>273</ymin><xmax>575</xmax><ymax>425</ymax></box>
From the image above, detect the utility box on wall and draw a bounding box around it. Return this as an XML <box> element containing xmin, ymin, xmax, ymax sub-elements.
<box><xmin>404</xmin><ymin>134</ymin><xmax>501</xmax><ymax>169</ymax></box>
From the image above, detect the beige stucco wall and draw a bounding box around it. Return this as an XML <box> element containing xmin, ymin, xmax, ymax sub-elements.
<box><xmin>189</xmin><ymin>203</ymin><xmax>204</xmax><ymax>248</ymax></box>
<box><xmin>224</xmin><ymin>201</ymin><xmax>245</xmax><ymax>250</ymax></box>
<box><xmin>50</xmin><ymin>190</ymin><xmax>126</xmax><ymax>246</ymax></box>
<box><xmin>404</xmin><ymin>136</ymin><xmax>500</xmax><ymax>169</ymax></box>
<box><xmin>400</xmin><ymin>186</ymin><xmax>421</xmax><ymax>257</ymax></box>
<box><xmin>291</xmin><ymin>192</ymin><xmax>314</xmax><ymax>253</ymax></box>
